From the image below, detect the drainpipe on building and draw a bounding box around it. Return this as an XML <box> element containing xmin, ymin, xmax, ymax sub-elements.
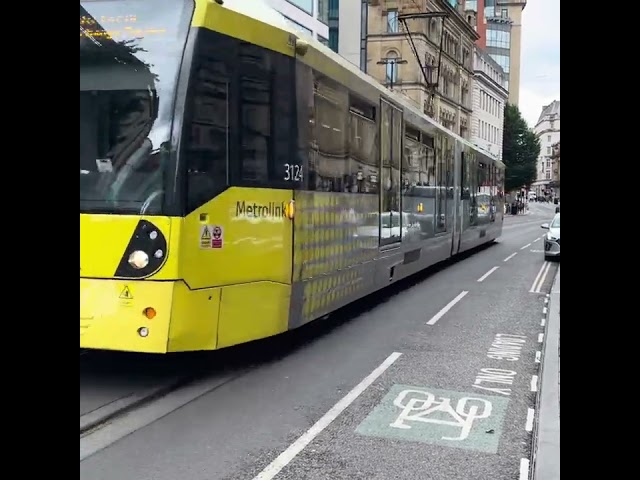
<box><xmin>360</xmin><ymin>0</ymin><xmax>368</xmax><ymax>73</ymax></box>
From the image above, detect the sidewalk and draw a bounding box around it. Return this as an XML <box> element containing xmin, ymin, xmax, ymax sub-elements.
<box><xmin>532</xmin><ymin>265</ymin><xmax>560</xmax><ymax>480</ymax></box>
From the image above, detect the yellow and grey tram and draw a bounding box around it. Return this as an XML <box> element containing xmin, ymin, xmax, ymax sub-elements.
<box><xmin>80</xmin><ymin>0</ymin><xmax>505</xmax><ymax>353</ymax></box>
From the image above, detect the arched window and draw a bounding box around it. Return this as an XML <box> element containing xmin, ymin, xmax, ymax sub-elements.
<box><xmin>385</xmin><ymin>50</ymin><xmax>399</xmax><ymax>84</ymax></box>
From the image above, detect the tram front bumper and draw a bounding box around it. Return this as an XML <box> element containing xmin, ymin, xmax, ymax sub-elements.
<box><xmin>80</xmin><ymin>278</ymin><xmax>176</xmax><ymax>353</ymax></box>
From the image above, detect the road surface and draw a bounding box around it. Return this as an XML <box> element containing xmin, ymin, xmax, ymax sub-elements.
<box><xmin>80</xmin><ymin>202</ymin><xmax>559</xmax><ymax>480</ymax></box>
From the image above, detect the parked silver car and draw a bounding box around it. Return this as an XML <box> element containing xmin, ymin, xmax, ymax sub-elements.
<box><xmin>541</xmin><ymin>213</ymin><xmax>560</xmax><ymax>260</ymax></box>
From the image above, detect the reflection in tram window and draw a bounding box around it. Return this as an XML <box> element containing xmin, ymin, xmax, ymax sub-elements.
<box><xmin>476</xmin><ymin>162</ymin><xmax>491</xmax><ymax>225</ymax></box>
<box><xmin>184</xmin><ymin>54</ymin><xmax>230</xmax><ymax>212</ymax></box>
<box><xmin>434</xmin><ymin>135</ymin><xmax>450</xmax><ymax>233</ymax></box>
<box><xmin>380</xmin><ymin>101</ymin><xmax>403</xmax><ymax>245</ymax></box>
<box><xmin>402</xmin><ymin>126</ymin><xmax>437</xmax><ymax>239</ymax></box>
<box><xmin>348</xmin><ymin>98</ymin><xmax>378</xmax><ymax>194</ymax></box>
<box><xmin>310</xmin><ymin>75</ymin><xmax>348</xmax><ymax>192</ymax></box>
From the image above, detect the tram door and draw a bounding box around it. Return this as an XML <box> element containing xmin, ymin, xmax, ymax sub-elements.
<box><xmin>379</xmin><ymin>99</ymin><xmax>403</xmax><ymax>247</ymax></box>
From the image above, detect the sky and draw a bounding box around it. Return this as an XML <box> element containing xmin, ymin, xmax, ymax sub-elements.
<box><xmin>518</xmin><ymin>0</ymin><xmax>560</xmax><ymax>128</ymax></box>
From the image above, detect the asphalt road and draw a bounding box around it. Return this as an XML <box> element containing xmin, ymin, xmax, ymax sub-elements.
<box><xmin>80</xmin><ymin>202</ymin><xmax>559</xmax><ymax>480</ymax></box>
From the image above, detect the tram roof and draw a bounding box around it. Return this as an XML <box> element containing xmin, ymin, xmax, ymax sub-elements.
<box><xmin>219</xmin><ymin>0</ymin><xmax>503</xmax><ymax>167</ymax></box>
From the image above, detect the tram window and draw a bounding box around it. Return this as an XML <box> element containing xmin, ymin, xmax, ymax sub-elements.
<box><xmin>183</xmin><ymin>51</ymin><xmax>231</xmax><ymax>212</ymax></box>
<box><xmin>462</xmin><ymin>152</ymin><xmax>470</xmax><ymax>199</ymax></box>
<box><xmin>348</xmin><ymin>99</ymin><xmax>378</xmax><ymax>194</ymax></box>
<box><xmin>469</xmin><ymin>154</ymin><xmax>479</xmax><ymax>226</ymax></box>
<box><xmin>478</xmin><ymin>161</ymin><xmax>487</xmax><ymax>192</ymax></box>
<box><xmin>295</xmin><ymin>63</ymin><xmax>314</xmax><ymax>191</ymax></box>
<box><xmin>235</xmin><ymin>43</ymin><xmax>296</xmax><ymax>187</ymax></box>
<box><xmin>434</xmin><ymin>135</ymin><xmax>449</xmax><ymax>233</ymax></box>
<box><xmin>309</xmin><ymin>74</ymin><xmax>349</xmax><ymax>192</ymax></box>
<box><xmin>402</xmin><ymin>135</ymin><xmax>423</xmax><ymax>190</ymax></box>
<box><xmin>424</xmin><ymin>138</ymin><xmax>435</xmax><ymax>187</ymax></box>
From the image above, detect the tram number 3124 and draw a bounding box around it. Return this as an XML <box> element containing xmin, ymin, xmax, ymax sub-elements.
<box><xmin>284</xmin><ymin>163</ymin><xmax>303</xmax><ymax>182</ymax></box>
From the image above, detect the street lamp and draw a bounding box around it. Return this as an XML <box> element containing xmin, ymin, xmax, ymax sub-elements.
<box><xmin>377</xmin><ymin>57</ymin><xmax>408</xmax><ymax>90</ymax></box>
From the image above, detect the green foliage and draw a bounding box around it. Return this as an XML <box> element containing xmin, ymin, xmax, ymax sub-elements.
<box><xmin>502</xmin><ymin>103</ymin><xmax>540</xmax><ymax>192</ymax></box>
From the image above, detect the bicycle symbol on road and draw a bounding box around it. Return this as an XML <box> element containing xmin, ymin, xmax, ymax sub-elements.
<box><xmin>389</xmin><ymin>389</ymin><xmax>493</xmax><ymax>441</ymax></box>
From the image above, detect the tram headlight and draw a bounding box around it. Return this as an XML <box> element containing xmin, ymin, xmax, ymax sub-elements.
<box><xmin>128</xmin><ymin>250</ymin><xmax>150</xmax><ymax>269</ymax></box>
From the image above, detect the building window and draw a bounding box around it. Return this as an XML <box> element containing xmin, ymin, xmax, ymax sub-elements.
<box><xmin>283</xmin><ymin>16</ymin><xmax>312</xmax><ymax>35</ymax></box>
<box><xmin>501</xmin><ymin>8</ymin><xmax>508</xmax><ymax>18</ymax></box>
<box><xmin>547</xmin><ymin>135</ymin><xmax>551</xmax><ymax>142</ymax></box>
<box><xmin>466</xmin><ymin>1</ymin><xmax>478</xmax><ymax>12</ymax></box>
<box><xmin>485</xmin><ymin>0</ymin><xmax>495</xmax><ymax>17</ymax></box>
<box><xmin>545</xmin><ymin>171</ymin><xmax>551</xmax><ymax>180</ymax></box>
<box><xmin>286</xmin><ymin>0</ymin><xmax>313</xmax><ymax>15</ymax></box>
<box><xmin>547</xmin><ymin>147</ymin><xmax>551</xmax><ymax>155</ymax></box>
<box><xmin>317</xmin><ymin>0</ymin><xmax>329</xmax><ymax>24</ymax></box>
<box><xmin>490</xmin><ymin>54</ymin><xmax>510</xmax><ymax>74</ymax></box>
<box><xmin>327</xmin><ymin>0</ymin><xmax>339</xmax><ymax>52</ymax></box>
<box><xmin>387</xmin><ymin>9</ymin><xmax>399</xmax><ymax>33</ymax></box>
<box><xmin>385</xmin><ymin>51</ymin><xmax>399</xmax><ymax>84</ymax></box>
<box><xmin>318</xmin><ymin>35</ymin><xmax>329</xmax><ymax>46</ymax></box>
<box><xmin>487</xmin><ymin>29</ymin><xmax>510</xmax><ymax>49</ymax></box>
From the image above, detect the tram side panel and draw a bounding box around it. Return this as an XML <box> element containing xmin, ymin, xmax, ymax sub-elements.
<box><xmin>287</xmin><ymin>67</ymin><xmax>460</xmax><ymax>328</ymax></box>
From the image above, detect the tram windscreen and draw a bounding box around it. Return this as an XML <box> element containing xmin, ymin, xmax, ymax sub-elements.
<box><xmin>80</xmin><ymin>0</ymin><xmax>193</xmax><ymax>215</ymax></box>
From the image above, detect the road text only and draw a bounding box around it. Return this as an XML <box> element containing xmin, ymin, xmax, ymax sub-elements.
<box><xmin>473</xmin><ymin>334</ymin><xmax>526</xmax><ymax>396</ymax></box>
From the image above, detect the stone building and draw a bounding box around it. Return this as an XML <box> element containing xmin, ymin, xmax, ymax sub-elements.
<box><xmin>366</xmin><ymin>0</ymin><xmax>479</xmax><ymax>138</ymax></box>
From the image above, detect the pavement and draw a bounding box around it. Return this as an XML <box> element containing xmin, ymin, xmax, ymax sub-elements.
<box><xmin>532</xmin><ymin>266</ymin><xmax>560</xmax><ymax>480</ymax></box>
<box><xmin>80</xmin><ymin>202</ymin><xmax>560</xmax><ymax>480</ymax></box>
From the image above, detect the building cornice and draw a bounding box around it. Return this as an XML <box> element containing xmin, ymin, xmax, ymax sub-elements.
<box><xmin>473</xmin><ymin>70</ymin><xmax>509</xmax><ymax>97</ymax></box>
<box><xmin>534</xmin><ymin>127</ymin><xmax>560</xmax><ymax>137</ymax></box>
<box><xmin>497</xmin><ymin>0</ymin><xmax>527</xmax><ymax>11</ymax></box>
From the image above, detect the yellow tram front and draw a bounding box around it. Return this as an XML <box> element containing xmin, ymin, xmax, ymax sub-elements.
<box><xmin>80</xmin><ymin>0</ymin><xmax>296</xmax><ymax>353</ymax></box>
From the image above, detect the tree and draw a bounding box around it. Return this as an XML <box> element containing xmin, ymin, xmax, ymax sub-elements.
<box><xmin>502</xmin><ymin>103</ymin><xmax>540</xmax><ymax>192</ymax></box>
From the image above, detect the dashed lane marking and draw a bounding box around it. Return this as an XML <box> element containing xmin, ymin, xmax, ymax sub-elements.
<box><xmin>426</xmin><ymin>291</ymin><xmax>469</xmax><ymax>325</ymax></box>
<box><xmin>477</xmin><ymin>266</ymin><xmax>499</xmax><ymax>283</ymax></box>
<box><xmin>504</xmin><ymin>252</ymin><xmax>518</xmax><ymax>262</ymax></box>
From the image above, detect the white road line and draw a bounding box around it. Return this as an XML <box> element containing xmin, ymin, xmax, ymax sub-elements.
<box><xmin>530</xmin><ymin>375</ymin><xmax>538</xmax><ymax>392</ymax></box>
<box><xmin>525</xmin><ymin>408</ymin><xmax>535</xmax><ymax>432</ymax></box>
<box><xmin>535</xmin><ymin>351</ymin><xmax>541</xmax><ymax>363</ymax></box>
<box><xmin>520</xmin><ymin>242</ymin><xmax>532</xmax><ymax>250</ymax></box>
<box><xmin>540</xmin><ymin>318</ymin><xmax>546</xmax><ymax>327</ymax></box>
<box><xmin>529</xmin><ymin>262</ymin><xmax>551</xmax><ymax>293</ymax></box>
<box><xmin>504</xmin><ymin>252</ymin><xmax>518</xmax><ymax>262</ymax></box>
<box><xmin>426</xmin><ymin>291</ymin><xmax>469</xmax><ymax>325</ymax></box>
<box><xmin>519</xmin><ymin>458</ymin><xmax>530</xmax><ymax>480</ymax></box>
<box><xmin>477</xmin><ymin>266</ymin><xmax>499</xmax><ymax>283</ymax></box>
<box><xmin>529</xmin><ymin>263</ymin><xmax>546</xmax><ymax>293</ymax></box>
<box><xmin>536</xmin><ymin>263</ymin><xmax>551</xmax><ymax>293</ymax></box>
<box><xmin>252</xmin><ymin>352</ymin><xmax>402</xmax><ymax>480</ymax></box>
<box><xmin>538</xmin><ymin>333</ymin><xmax>544</xmax><ymax>343</ymax></box>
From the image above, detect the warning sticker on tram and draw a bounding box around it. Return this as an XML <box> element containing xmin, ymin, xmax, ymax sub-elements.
<box><xmin>119</xmin><ymin>285</ymin><xmax>133</xmax><ymax>300</ymax></box>
<box><xmin>200</xmin><ymin>225</ymin><xmax>224</xmax><ymax>249</ymax></box>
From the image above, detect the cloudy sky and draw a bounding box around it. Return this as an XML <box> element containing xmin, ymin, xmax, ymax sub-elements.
<box><xmin>519</xmin><ymin>0</ymin><xmax>560</xmax><ymax>128</ymax></box>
